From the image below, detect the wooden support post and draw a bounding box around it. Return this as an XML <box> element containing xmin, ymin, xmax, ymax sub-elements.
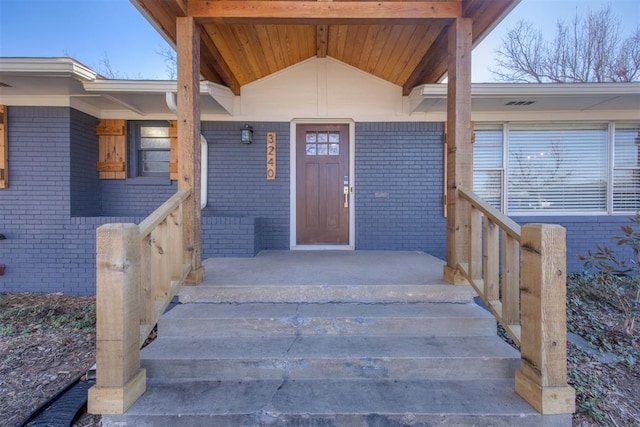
<box><xmin>177</xmin><ymin>16</ymin><xmax>204</xmax><ymax>284</ymax></box>
<box><xmin>443</xmin><ymin>17</ymin><xmax>473</xmax><ymax>285</ymax></box>
<box><xmin>515</xmin><ymin>224</ymin><xmax>575</xmax><ymax>414</ymax></box>
<box><xmin>88</xmin><ymin>224</ymin><xmax>146</xmax><ymax>414</ymax></box>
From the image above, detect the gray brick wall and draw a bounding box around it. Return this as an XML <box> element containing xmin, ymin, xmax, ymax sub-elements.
<box><xmin>201</xmin><ymin>121</ymin><xmax>290</xmax><ymax>251</ymax></box>
<box><xmin>355</xmin><ymin>122</ymin><xmax>447</xmax><ymax>260</ymax></box>
<box><xmin>70</xmin><ymin>109</ymin><xmax>101</xmax><ymax>216</ymax></box>
<box><xmin>0</xmin><ymin>108</ymin><xmax>635</xmax><ymax>295</ymax></box>
<box><xmin>513</xmin><ymin>215</ymin><xmax>635</xmax><ymax>272</ymax></box>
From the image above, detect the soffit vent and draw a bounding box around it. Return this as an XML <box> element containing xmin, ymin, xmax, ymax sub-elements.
<box><xmin>505</xmin><ymin>100</ymin><xmax>535</xmax><ymax>106</ymax></box>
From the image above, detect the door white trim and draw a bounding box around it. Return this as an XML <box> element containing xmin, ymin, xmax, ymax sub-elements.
<box><xmin>290</xmin><ymin>118</ymin><xmax>355</xmax><ymax>250</ymax></box>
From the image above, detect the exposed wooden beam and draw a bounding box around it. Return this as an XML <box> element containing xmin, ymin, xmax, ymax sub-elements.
<box><xmin>200</xmin><ymin>29</ymin><xmax>242</xmax><ymax>95</ymax></box>
<box><xmin>316</xmin><ymin>25</ymin><xmax>329</xmax><ymax>58</ymax></box>
<box><xmin>402</xmin><ymin>29</ymin><xmax>448</xmax><ymax>94</ymax></box>
<box><xmin>176</xmin><ymin>16</ymin><xmax>204</xmax><ymax>283</ymax></box>
<box><xmin>188</xmin><ymin>1</ymin><xmax>462</xmax><ymax>24</ymax></box>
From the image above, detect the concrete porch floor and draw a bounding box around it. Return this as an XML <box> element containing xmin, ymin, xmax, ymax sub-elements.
<box><xmin>198</xmin><ymin>250</ymin><xmax>451</xmax><ymax>286</ymax></box>
<box><xmin>179</xmin><ymin>250</ymin><xmax>478</xmax><ymax>304</ymax></box>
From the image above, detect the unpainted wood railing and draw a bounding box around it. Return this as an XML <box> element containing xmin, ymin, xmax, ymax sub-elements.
<box><xmin>88</xmin><ymin>189</ymin><xmax>192</xmax><ymax>414</ymax></box>
<box><xmin>456</xmin><ymin>186</ymin><xmax>575</xmax><ymax>415</ymax></box>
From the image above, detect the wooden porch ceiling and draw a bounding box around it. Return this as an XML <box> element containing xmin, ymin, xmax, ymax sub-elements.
<box><xmin>133</xmin><ymin>0</ymin><xmax>518</xmax><ymax>96</ymax></box>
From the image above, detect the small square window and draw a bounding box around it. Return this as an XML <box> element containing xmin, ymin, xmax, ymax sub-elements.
<box><xmin>129</xmin><ymin>122</ymin><xmax>171</xmax><ymax>178</ymax></box>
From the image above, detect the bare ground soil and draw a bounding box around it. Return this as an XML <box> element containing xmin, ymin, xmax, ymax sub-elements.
<box><xmin>0</xmin><ymin>281</ymin><xmax>638</xmax><ymax>426</ymax></box>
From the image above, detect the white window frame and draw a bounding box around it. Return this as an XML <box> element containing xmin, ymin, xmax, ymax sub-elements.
<box><xmin>473</xmin><ymin>120</ymin><xmax>640</xmax><ymax>216</ymax></box>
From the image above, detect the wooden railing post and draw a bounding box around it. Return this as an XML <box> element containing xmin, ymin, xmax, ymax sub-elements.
<box><xmin>88</xmin><ymin>224</ymin><xmax>146</xmax><ymax>414</ymax></box>
<box><xmin>515</xmin><ymin>223</ymin><xmax>575</xmax><ymax>414</ymax></box>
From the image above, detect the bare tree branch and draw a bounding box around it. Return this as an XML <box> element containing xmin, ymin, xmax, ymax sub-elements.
<box><xmin>492</xmin><ymin>6</ymin><xmax>640</xmax><ymax>83</ymax></box>
<box><xmin>156</xmin><ymin>45</ymin><xmax>177</xmax><ymax>80</ymax></box>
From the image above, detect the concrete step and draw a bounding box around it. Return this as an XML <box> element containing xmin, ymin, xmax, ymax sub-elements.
<box><xmin>178</xmin><ymin>283</ymin><xmax>478</xmax><ymax>304</ymax></box>
<box><xmin>141</xmin><ymin>335</ymin><xmax>520</xmax><ymax>381</ymax></box>
<box><xmin>102</xmin><ymin>378</ymin><xmax>571</xmax><ymax>427</ymax></box>
<box><xmin>158</xmin><ymin>302</ymin><xmax>498</xmax><ymax>338</ymax></box>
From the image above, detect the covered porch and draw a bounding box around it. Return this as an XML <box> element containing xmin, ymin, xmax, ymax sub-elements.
<box><xmin>87</xmin><ymin>0</ymin><xmax>575</xmax><ymax>421</ymax></box>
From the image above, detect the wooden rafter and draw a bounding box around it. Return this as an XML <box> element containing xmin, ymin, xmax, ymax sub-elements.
<box><xmin>200</xmin><ymin>29</ymin><xmax>242</xmax><ymax>94</ymax></box>
<box><xmin>402</xmin><ymin>29</ymin><xmax>448</xmax><ymax>94</ymax></box>
<box><xmin>187</xmin><ymin>1</ymin><xmax>462</xmax><ymax>24</ymax></box>
<box><xmin>316</xmin><ymin>25</ymin><xmax>329</xmax><ymax>58</ymax></box>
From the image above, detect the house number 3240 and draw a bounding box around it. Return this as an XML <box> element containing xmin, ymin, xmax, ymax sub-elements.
<box><xmin>267</xmin><ymin>132</ymin><xmax>276</xmax><ymax>180</ymax></box>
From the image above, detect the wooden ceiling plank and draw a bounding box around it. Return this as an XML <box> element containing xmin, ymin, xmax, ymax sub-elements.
<box><xmin>364</xmin><ymin>24</ymin><xmax>391</xmax><ymax>74</ymax></box>
<box><xmin>207</xmin><ymin>23</ymin><xmax>251</xmax><ymax>87</ymax></box>
<box><xmin>396</xmin><ymin>23</ymin><xmax>443</xmax><ymax>85</ymax></box>
<box><xmin>202</xmin><ymin>25</ymin><xmax>243</xmax><ymax>91</ymax></box>
<box><xmin>357</xmin><ymin>25</ymin><xmax>383</xmax><ymax>73</ymax></box>
<box><xmin>328</xmin><ymin>25</ymin><xmax>349</xmax><ymax>61</ymax></box>
<box><xmin>254</xmin><ymin>25</ymin><xmax>282</xmax><ymax>75</ymax></box>
<box><xmin>266</xmin><ymin>24</ymin><xmax>288</xmax><ymax>72</ymax></box>
<box><xmin>402</xmin><ymin>28</ymin><xmax>448</xmax><ymax>95</ymax></box>
<box><xmin>234</xmin><ymin>25</ymin><xmax>272</xmax><ymax>80</ymax></box>
<box><xmin>367</xmin><ymin>24</ymin><xmax>405</xmax><ymax>78</ymax></box>
<box><xmin>378</xmin><ymin>25</ymin><xmax>420</xmax><ymax>85</ymax></box>
<box><xmin>188</xmin><ymin>1</ymin><xmax>462</xmax><ymax>24</ymax></box>
<box><xmin>199</xmin><ymin>25</ymin><xmax>241</xmax><ymax>94</ymax></box>
<box><xmin>341</xmin><ymin>26</ymin><xmax>362</xmax><ymax>69</ymax></box>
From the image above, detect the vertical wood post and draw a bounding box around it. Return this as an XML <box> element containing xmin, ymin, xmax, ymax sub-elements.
<box><xmin>469</xmin><ymin>208</ymin><xmax>483</xmax><ymax>281</ymax></box>
<box><xmin>177</xmin><ymin>17</ymin><xmax>204</xmax><ymax>283</ymax></box>
<box><xmin>88</xmin><ymin>224</ymin><xmax>146</xmax><ymax>414</ymax></box>
<box><xmin>483</xmin><ymin>217</ymin><xmax>499</xmax><ymax>301</ymax></box>
<box><xmin>502</xmin><ymin>232</ymin><xmax>520</xmax><ymax>325</ymax></box>
<box><xmin>444</xmin><ymin>17</ymin><xmax>473</xmax><ymax>284</ymax></box>
<box><xmin>515</xmin><ymin>224</ymin><xmax>575</xmax><ymax>414</ymax></box>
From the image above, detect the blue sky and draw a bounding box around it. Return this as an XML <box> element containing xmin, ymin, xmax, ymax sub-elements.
<box><xmin>0</xmin><ymin>0</ymin><xmax>638</xmax><ymax>82</ymax></box>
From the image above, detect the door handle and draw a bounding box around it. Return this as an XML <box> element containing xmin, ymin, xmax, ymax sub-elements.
<box><xmin>343</xmin><ymin>186</ymin><xmax>349</xmax><ymax>208</ymax></box>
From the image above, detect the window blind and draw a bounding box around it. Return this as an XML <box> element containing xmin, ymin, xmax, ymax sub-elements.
<box><xmin>613</xmin><ymin>124</ymin><xmax>640</xmax><ymax>213</ymax></box>
<box><xmin>507</xmin><ymin>123</ymin><xmax>608</xmax><ymax>213</ymax></box>
<box><xmin>473</xmin><ymin>125</ymin><xmax>503</xmax><ymax>210</ymax></box>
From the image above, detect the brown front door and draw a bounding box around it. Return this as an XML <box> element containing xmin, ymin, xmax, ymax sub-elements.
<box><xmin>297</xmin><ymin>124</ymin><xmax>349</xmax><ymax>245</ymax></box>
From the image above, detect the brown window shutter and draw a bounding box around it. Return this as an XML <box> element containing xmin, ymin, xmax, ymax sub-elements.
<box><xmin>169</xmin><ymin>120</ymin><xmax>178</xmax><ymax>181</ymax></box>
<box><xmin>96</xmin><ymin>119</ymin><xmax>127</xmax><ymax>179</ymax></box>
<box><xmin>0</xmin><ymin>105</ymin><xmax>7</xmax><ymax>189</ymax></box>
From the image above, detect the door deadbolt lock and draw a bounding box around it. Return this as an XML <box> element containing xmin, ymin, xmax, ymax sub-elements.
<box><xmin>343</xmin><ymin>186</ymin><xmax>349</xmax><ymax>208</ymax></box>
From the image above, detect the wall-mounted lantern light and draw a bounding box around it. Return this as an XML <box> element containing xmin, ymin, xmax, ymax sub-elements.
<box><xmin>241</xmin><ymin>124</ymin><xmax>253</xmax><ymax>144</ymax></box>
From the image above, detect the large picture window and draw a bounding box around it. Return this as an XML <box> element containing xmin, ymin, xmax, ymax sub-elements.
<box><xmin>473</xmin><ymin>121</ymin><xmax>638</xmax><ymax>215</ymax></box>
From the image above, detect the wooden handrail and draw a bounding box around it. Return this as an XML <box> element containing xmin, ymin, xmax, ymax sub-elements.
<box><xmin>455</xmin><ymin>186</ymin><xmax>575</xmax><ymax>415</ymax></box>
<box><xmin>457</xmin><ymin>186</ymin><xmax>521</xmax><ymax>241</ymax></box>
<box><xmin>139</xmin><ymin>189</ymin><xmax>190</xmax><ymax>238</ymax></box>
<box><xmin>88</xmin><ymin>189</ymin><xmax>192</xmax><ymax>415</ymax></box>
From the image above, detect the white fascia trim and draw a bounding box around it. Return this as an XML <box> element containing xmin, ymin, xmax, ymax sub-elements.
<box><xmin>418</xmin><ymin>82</ymin><xmax>640</xmax><ymax>99</ymax></box>
<box><xmin>83</xmin><ymin>79</ymin><xmax>235</xmax><ymax>115</ymax></box>
<box><xmin>0</xmin><ymin>57</ymin><xmax>97</xmax><ymax>81</ymax></box>
<box><xmin>202</xmin><ymin>81</ymin><xmax>235</xmax><ymax>114</ymax></box>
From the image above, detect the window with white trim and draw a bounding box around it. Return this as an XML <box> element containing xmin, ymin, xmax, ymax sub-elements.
<box><xmin>129</xmin><ymin>121</ymin><xmax>171</xmax><ymax>178</ymax></box>
<box><xmin>613</xmin><ymin>124</ymin><xmax>640</xmax><ymax>213</ymax></box>
<box><xmin>508</xmin><ymin>123</ymin><xmax>608</xmax><ymax>213</ymax></box>
<box><xmin>473</xmin><ymin>121</ymin><xmax>639</xmax><ymax>215</ymax></box>
<box><xmin>473</xmin><ymin>125</ymin><xmax>503</xmax><ymax>210</ymax></box>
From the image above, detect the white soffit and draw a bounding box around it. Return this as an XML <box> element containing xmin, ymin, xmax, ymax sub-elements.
<box><xmin>411</xmin><ymin>83</ymin><xmax>640</xmax><ymax>113</ymax></box>
<box><xmin>0</xmin><ymin>58</ymin><xmax>234</xmax><ymax>117</ymax></box>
